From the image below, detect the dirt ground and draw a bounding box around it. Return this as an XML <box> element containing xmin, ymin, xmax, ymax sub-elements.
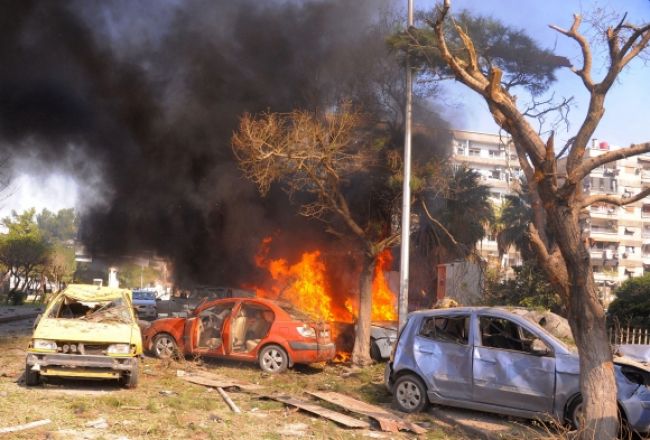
<box><xmin>0</xmin><ymin>310</ymin><xmax>555</xmax><ymax>440</ymax></box>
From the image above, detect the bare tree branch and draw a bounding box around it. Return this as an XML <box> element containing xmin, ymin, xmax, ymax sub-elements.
<box><xmin>581</xmin><ymin>187</ymin><xmax>650</xmax><ymax>208</ymax></box>
<box><xmin>568</xmin><ymin>142</ymin><xmax>650</xmax><ymax>183</ymax></box>
<box><xmin>549</xmin><ymin>15</ymin><xmax>595</xmax><ymax>90</ymax></box>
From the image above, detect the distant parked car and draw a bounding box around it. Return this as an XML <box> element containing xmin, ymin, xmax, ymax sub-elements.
<box><xmin>25</xmin><ymin>284</ymin><xmax>142</xmax><ymax>388</ymax></box>
<box><xmin>156</xmin><ymin>286</ymin><xmax>255</xmax><ymax>317</ymax></box>
<box><xmin>142</xmin><ymin>297</ymin><xmax>335</xmax><ymax>373</ymax></box>
<box><xmin>132</xmin><ymin>289</ymin><xmax>157</xmax><ymax>320</ymax></box>
<box><xmin>385</xmin><ymin>306</ymin><xmax>650</xmax><ymax>434</ymax></box>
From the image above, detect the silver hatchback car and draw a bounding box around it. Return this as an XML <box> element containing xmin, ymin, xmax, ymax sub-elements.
<box><xmin>385</xmin><ymin>307</ymin><xmax>650</xmax><ymax>433</ymax></box>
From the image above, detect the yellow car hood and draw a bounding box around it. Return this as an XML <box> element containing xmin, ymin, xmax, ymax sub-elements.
<box><xmin>34</xmin><ymin>317</ymin><xmax>137</xmax><ymax>344</ymax></box>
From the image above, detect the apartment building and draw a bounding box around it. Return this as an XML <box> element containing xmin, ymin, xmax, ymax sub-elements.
<box><xmin>452</xmin><ymin>131</ymin><xmax>649</xmax><ymax>306</ymax></box>
<box><xmin>451</xmin><ymin>130</ymin><xmax>523</xmax><ymax>270</ymax></box>
<box><xmin>581</xmin><ymin>141</ymin><xmax>650</xmax><ymax>305</ymax></box>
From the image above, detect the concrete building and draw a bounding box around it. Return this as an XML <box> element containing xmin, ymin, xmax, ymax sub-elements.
<box><xmin>579</xmin><ymin>141</ymin><xmax>650</xmax><ymax>305</ymax></box>
<box><xmin>451</xmin><ymin>130</ymin><xmax>523</xmax><ymax>270</ymax></box>
<box><xmin>452</xmin><ymin>130</ymin><xmax>650</xmax><ymax>306</ymax></box>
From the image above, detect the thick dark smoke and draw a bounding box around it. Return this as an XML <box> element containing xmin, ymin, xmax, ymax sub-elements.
<box><xmin>0</xmin><ymin>0</ymin><xmax>448</xmax><ymax>287</ymax></box>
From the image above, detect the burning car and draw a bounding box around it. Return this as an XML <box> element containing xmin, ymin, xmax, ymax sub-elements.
<box><xmin>142</xmin><ymin>297</ymin><xmax>335</xmax><ymax>373</ymax></box>
<box><xmin>25</xmin><ymin>284</ymin><xmax>143</xmax><ymax>388</ymax></box>
<box><xmin>385</xmin><ymin>307</ymin><xmax>650</xmax><ymax>433</ymax></box>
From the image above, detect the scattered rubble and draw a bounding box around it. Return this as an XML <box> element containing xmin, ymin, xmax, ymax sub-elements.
<box><xmin>0</xmin><ymin>418</ymin><xmax>51</xmax><ymax>434</ymax></box>
<box><xmin>309</xmin><ymin>391</ymin><xmax>427</xmax><ymax>434</ymax></box>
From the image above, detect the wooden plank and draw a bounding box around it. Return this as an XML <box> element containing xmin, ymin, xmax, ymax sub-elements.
<box><xmin>0</xmin><ymin>419</ymin><xmax>51</xmax><ymax>434</ymax></box>
<box><xmin>216</xmin><ymin>387</ymin><xmax>241</xmax><ymax>413</ymax></box>
<box><xmin>308</xmin><ymin>391</ymin><xmax>426</xmax><ymax>434</ymax></box>
<box><xmin>176</xmin><ymin>370</ymin><xmax>263</xmax><ymax>392</ymax></box>
<box><xmin>265</xmin><ymin>394</ymin><xmax>369</xmax><ymax>429</ymax></box>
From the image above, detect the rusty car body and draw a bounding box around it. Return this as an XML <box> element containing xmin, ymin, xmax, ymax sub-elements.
<box><xmin>25</xmin><ymin>284</ymin><xmax>143</xmax><ymax>388</ymax></box>
<box><xmin>142</xmin><ymin>297</ymin><xmax>335</xmax><ymax>373</ymax></box>
<box><xmin>385</xmin><ymin>307</ymin><xmax>650</xmax><ymax>433</ymax></box>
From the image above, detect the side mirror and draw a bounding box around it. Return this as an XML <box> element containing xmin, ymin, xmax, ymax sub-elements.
<box><xmin>531</xmin><ymin>338</ymin><xmax>551</xmax><ymax>356</ymax></box>
<box><xmin>33</xmin><ymin>314</ymin><xmax>42</xmax><ymax>329</ymax></box>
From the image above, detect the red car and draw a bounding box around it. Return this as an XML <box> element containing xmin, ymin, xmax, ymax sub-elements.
<box><xmin>142</xmin><ymin>297</ymin><xmax>335</xmax><ymax>373</ymax></box>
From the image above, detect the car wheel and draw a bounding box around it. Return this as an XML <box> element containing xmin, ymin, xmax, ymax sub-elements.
<box><xmin>152</xmin><ymin>333</ymin><xmax>178</xmax><ymax>359</ymax></box>
<box><xmin>24</xmin><ymin>363</ymin><xmax>40</xmax><ymax>386</ymax></box>
<box><xmin>259</xmin><ymin>344</ymin><xmax>288</xmax><ymax>373</ymax></box>
<box><xmin>567</xmin><ymin>395</ymin><xmax>583</xmax><ymax>430</ymax></box>
<box><xmin>393</xmin><ymin>374</ymin><xmax>427</xmax><ymax>413</ymax></box>
<box><xmin>121</xmin><ymin>362</ymin><xmax>139</xmax><ymax>389</ymax></box>
<box><xmin>370</xmin><ymin>338</ymin><xmax>382</xmax><ymax>362</ymax></box>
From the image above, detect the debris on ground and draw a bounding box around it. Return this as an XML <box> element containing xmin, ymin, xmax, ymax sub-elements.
<box><xmin>309</xmin><ymin>391</ymin><xmax>426</xmax><ymax>434</ymax></box>
<box><xmin>264</xmin><ymin>394</ymin><xmax>370</xmax><ymax>429</ymax></box>
<box><xmin>0</xmin><ymin>418</ymin><xmax>51</xmax><ymax>434</ymax></box>
<box><xmin>176</xmin><ymin>369</ymin><xmax>263</xmax><ymax>392</ymax></box>
<box><xmin>277</xmin><ymin>422</ymin><xmax>310</xmax><ymax>437</ymax></box>
<box><xmin>85</xmin><ymin>417</ymin><xmax>109</xmax><ymax>429</ymax></box>
<box><xmin>216</xmin><ymin>386</ymin><xmax>241</xmax><ymax>413</ymax></box>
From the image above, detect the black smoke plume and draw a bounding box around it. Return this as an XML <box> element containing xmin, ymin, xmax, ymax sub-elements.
<box><xmin>0</xmin><ymin>0</ymin><xmax>448</xmax><ymax>287</ymax></box>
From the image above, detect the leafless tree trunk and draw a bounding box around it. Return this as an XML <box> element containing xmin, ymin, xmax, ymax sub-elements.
<box><xmin>405</xmin><ymin>2</ymin><xmax>650</xmax><ymax>437</ymax></box>
<box><xmin>352</xmin><ymin>252</ymin><xmax>376</xmax><ymax>365</ymax></box>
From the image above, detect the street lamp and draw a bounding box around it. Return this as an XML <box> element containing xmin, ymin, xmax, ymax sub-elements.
<box><xmin>399</xmin><ymin>0</ymin><xmax>414</xmax><ymax>331</ymax></box>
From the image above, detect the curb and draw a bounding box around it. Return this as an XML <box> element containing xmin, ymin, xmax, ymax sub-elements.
<box><xmin>0</xmin><ymin>313</ymin><xmax>39</xmax><ymax>324</ymax></box>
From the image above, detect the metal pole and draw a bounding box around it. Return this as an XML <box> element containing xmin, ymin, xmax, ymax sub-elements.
<box><xmin>399</xmin><ymin>0</ymin><xmax>414</xmax><ymax>331</ymax></box>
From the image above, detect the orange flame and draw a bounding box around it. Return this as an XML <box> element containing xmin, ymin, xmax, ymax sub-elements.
<box><xmin>371</xmin><ymin>249</ymin><xmax>397</xmax><ymax>321</ymax></box>
<box><xmin>252</xmin><ymin>237</ymin><xmax>397</xmax><ymax>324</ymax></box>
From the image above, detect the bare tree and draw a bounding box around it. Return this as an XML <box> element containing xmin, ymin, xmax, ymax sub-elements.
<box><xmin>233</xmin><ymin>106</ymin><xmax>399</xmax><ymax>365</ymax></box>
<box><xmin>405</xmin><ymin>1</ymin><xmax>650</xmax><ymax>437</ymax></box>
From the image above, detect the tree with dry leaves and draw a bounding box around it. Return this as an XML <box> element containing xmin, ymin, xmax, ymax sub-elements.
<box><xmin>233</xmin><ymin>106</ymin><xmax>400</xmax><ymax>365</ymax></box>
<box><xmin>402</xmin><ymin>1</ymin><xmax>650</xmax><ymax>437</ymax></box>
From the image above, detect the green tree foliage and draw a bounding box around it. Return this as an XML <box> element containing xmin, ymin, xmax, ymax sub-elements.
<box><xmin>495</xmin><ymin>182</ymin><xmax>537</xmax><ymax>262</ymax></box>
<box><xmin>608</xmin><ymin>275</ymin><xmax>650</xmax><ymax>328</ymax></box>
<box><xmin>117</xmin><ymin>262</ymin><xmax>162</xmax><ymax>289</ymax></box>
<box><xmin>0</xmin><ymin>209</ymin><xmax>51</xmax><ymax>303</ymax></box>
<box><xmin>485</xmin><ymin>261</ymin><xmax>564</xmax><ymax>315</ymax></box>
<box><xmin>36</xmin><ymin>208</ymin><xmax>77</xmax><ymax>243</ymax></box>
<box><xmin>388</xmin><ymin>10</ymin><xmax>569</xmax><ymax>96</ymax></box>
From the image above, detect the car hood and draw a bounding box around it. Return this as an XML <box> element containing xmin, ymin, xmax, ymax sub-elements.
<box><xmin>34</xmin><ymin>317</ymin><xmax>137</xmax><ymax>344</ymax></box>
<box><xmin>614</xmin><ymin>355</ymin><xmax>650</xmax><ymax>373</ymax></box>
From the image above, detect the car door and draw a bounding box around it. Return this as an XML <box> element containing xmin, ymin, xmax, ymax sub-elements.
<box><xmin>414</xmin><ymin>313</ymin><xmax>473</xmax><ymax>401</ymax></box>
<box><xmin>194</xmin><ymin>301</ymin><xmax>236</xmax><ymax>356</ymax></box>
<box><xmin>473</xmin><ymin>314</ymin><xmax>556</xmax><ymax>413</ymax></box>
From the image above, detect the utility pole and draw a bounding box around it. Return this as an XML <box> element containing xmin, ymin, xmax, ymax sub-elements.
<box><xmin>399</xmin><ymin>0</ymin><xmax>414</xmax><ymax>331</ymax></box>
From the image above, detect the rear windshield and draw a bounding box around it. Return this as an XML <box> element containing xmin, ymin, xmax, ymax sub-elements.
<box><xmin>46</xmin><ymin>295</ymin><xmax>134</xmax><ymax>324</ymax></box>
<box><xmin>133</xmin><ymin>291</ymin><xmax>156</xmax><ymax>300</ymax></box>
<box><xmin>276</xmin><ymin>301</ymin><xmax>315</xmax><ymax>321</ymax></box>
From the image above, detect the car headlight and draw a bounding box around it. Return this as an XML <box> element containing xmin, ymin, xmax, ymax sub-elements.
<box><xmin>33</xmin><ymin>339</ymin><xmax>57</xmax><ymax>351</ymax></box>
<box><xmin>296</xmin><ymin>325</ymin><xmax>316</xmax><ymax>338</ymax></box>
<box><xmin>107</xmin><ymin>344</ymin><xmax>131</xmax><ymax>355</ymax></box>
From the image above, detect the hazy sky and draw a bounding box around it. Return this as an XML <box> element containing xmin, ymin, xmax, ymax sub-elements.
<box><xmin>2</xmin><ymin>0</ymin><xmax>649</xmax><ymax>218</ymax></box>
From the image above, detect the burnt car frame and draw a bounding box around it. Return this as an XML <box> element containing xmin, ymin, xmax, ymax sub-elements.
<box><xmin>385</xmin><ymin>307</ymin><xmax>650</xmax><ymax>433</ymax></box>
<box><xmin>142</xmin><ymin>297</ymin><xmax>335</xmax><ymax>373</ymax></box>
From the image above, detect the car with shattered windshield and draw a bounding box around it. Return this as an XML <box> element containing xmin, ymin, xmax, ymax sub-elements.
<box><xmin>385</xmin><ymin>307</ymin><xmax>650</xmax><ymax>434</ymax></box>
<box><xmin>142</xmin><ymin>297</ymin><xmax>335</xmax><ymax>373</ymax></box>
<box><xmin>25</xmin><ymin>284</ymin><xmax>143</xmax><ymax>388</ymax></box>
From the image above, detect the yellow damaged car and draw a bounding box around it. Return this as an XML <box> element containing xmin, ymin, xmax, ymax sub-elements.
<box><xmin>25</xmin><ymin>284</ymin><xmax>143</xmax><ymax>388</ymax></box>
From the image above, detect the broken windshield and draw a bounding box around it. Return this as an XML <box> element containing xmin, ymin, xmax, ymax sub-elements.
<box><xmin>47</xmin><ymin>294</ymin><xmax>134</xmax><ymax>324</ymax></box>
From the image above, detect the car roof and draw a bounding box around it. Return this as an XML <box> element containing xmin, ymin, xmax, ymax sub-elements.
<box><xmin>59</xmin><ymin>284</ymin><xmax>131</xmax><ymax>302</ymax></box>
<box><xmin>409</xmin><ymin>306</ymin><xmax>533</xmax><ymax>317</ymax></box>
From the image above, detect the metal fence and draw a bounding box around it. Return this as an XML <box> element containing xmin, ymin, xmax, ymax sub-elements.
<box><xmin>609</xmin><ymin>326</ymin><xmax>650</xmax><ymax>345</ymax></box>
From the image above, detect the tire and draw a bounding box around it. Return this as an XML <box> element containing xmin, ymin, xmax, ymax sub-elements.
<box><xmin>567</xmin><ymin>396</ymin><xmax>631</xmax><ymax>439</ymax></box>
<box><xmin>258</xmin><ymin>344</ymin><xmax>289</xmax><ymax>373</ymax></box>
<box><xmin>566</xmin><ymin>395</ymin><xmax>583</xmax><ymax>430</ymax></box>
<box><xmin>152</xmin><ymin>333</ymin><xmax>178</xmax><ymax>359</ymax></box>
<box><xmin>393</xmin><ymin>374</ymin><xmax>428</xmax><ymax>413</ymax></box>
<box><xmin>121</xmin><ymin>361</ymin><xmax>139</xmax><ymax>389</ymax></box>
<box><xmin>24</xmin><ymin>363</ymin><xmax>40</xmax><ymax>386</ymax></box>
<box><xmin>370</xmin><ymin>338</ymin><xmax>383</xmax><ymax>362</ymax></box>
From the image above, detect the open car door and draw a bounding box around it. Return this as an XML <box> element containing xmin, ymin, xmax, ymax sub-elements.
<box><xmin>182</xmin><ymin>316</ymin><xmax>200</xmax><ymax>355</ymax></box>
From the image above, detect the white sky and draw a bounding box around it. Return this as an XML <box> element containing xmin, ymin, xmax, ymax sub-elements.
<box><xmin>2</xmin><ymin>0</ymin><xmax>649</xmax><ymax>218</ymax></box>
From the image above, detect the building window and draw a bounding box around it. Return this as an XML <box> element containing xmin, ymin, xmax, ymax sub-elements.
<box><xmin>468</xmin><ymin>148</ymin><xmax>480</xmax><ymax>157</ymax></box>
<box><xmin>488</xmin><ymin>150</ymin><xmax>502</xmax><ymax>158</ymax></box>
